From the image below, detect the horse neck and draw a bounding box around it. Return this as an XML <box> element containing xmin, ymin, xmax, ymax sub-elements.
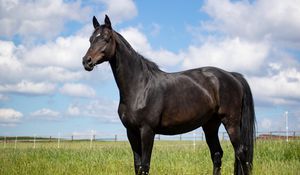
<box><xmin>109</xmin><ymin>34</ymin><xmax>149</xmax><ymax>103</ymax></box>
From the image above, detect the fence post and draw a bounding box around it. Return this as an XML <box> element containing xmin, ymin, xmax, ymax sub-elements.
<box><xmin>50</xmin><ymin>136</ymin><xmax>52</xmax><ymax>142</ymax></box>
<box><xmin>90</xmin><ymin>134</ymin><xmax>93</xmax><ymax>149</ymax></box>
<box><xmin>180</xmin><ymin>134</ymin><xmax>182</xmax><ymax>141</ymax></box>
<box><xmin>115</xmin><ymin>135</ymin><xmax>117</xmax><ymax>142</ymax></box>
<box><xmin>222</xmin><ymin>132</ymin><xmax>225</xmax><ymax>141</ymax></box>
<box><xmin>71</xmin><ymin>135</ymin><xmax>74</xmax><ymax>142</ymax></box>
<box><xmin>293</xmin><ymin>131</ymin><xmax>296</xmax><ymax>139</ymax></box>
<box><xmin>14</xmin><ymin>136</ymin><xmax>17</xmax><ymax>149</ymax></box>
<box><xmin>57</xmin><ymin>133</ymin><xmax>60</xmax><ymax>149</ymax></box>
<box><xmin>3</xmin><ymin>136</ymin><xmax>6</xmax><ymax>148</ymax></box>
<box><xmin>201</xmin><ymin>132</ymin><xmax>204</xmax><ymax>141</ymax></box>
<box><xmin>33</xmin><ymin>134</ymin><xmax>36</xmax><ymax>149</ymax></box>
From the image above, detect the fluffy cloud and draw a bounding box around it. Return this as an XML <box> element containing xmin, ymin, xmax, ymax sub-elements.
<box><xmin>30</xmin><ymin>108</ymin><xmax>60</xmax><ymax>120</ymax></box>
<box><xmin>23</xmin><ymin>35</ymin><xmax>89</xmax><ymax>69</ymax></box>
<box><xmin>120</xmin><ymin>27</ymin><xmax>182</xmax><ymax>68</ymax></box>
<box><xmin>0</xmin><ymin>38</ymin><xmax>87</xmax><ymax>84</ymax></box>
<box><xmin>67</xmin><ymin>99</ymin><xmax>119</xmax><ymax>122</ymax></box>
<box><xmin>99</xmin><ymin>0</ymin><xmax>137</xmax><ymax>24</ymax></box>
<box><xmin>184</xmin><ymin>0</ymin><xmax>300</xmax><ymax>109</ymax></box>
<box><xmin>257</xmin><ymin>116</ymin><xmax>287</xmax><ymax>132</ymax></box>
<box><xmin>202</xmin><ymin>0</ymin><xmax>300</xmax><ymax>47</ymax></box>
<box><xmin>249</xmin><ymin>67</ymin><xmax>300</xmax><ymax>105</ymax></box>
<box><xmin>67</xmin><ymin>104</ymin><xmax>80</xmax><ymax>116</ymax></box>
<box><xmin>0</xmin><ymin>108</ymin><xmax>23</xmax><ymax>126</ymax></box>
<box><xmin>83</xmin><ymin>99</ymin><xmax>119</xmax><ymax>122</ymax></box>
<box><xmin>0</xmin><ymin>0</ymin><xmax>90</xmax><ymax>39</ymax></box>
<box><xmin>60</xmin><ymin>83</ymin><xmax>96</xmax><ymax>98</ymax></box>
<box><xmin>30</xmin><ymin>66</ymin><xmax>84</xmax><ymax>83</ymax></box>
<box><xmin>182</xmin><ymin>37</ymin><xmax>270</xmax><ymax>73</ymax></box>
<box><xmin>0</xmin><ymin>80</ymin><xmax>56</xmax><ymax>95</ymax></box>
<box><xmin>0</xmin><ymin>40</ymin><xmax>24</xmax><ymax>84</ymax></box>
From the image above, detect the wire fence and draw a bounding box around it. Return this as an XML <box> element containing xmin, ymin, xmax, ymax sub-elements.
<box><xmin>0</xmin><ymin>131</ymin><xmax>299</xmax><ymax>149</ymax></box>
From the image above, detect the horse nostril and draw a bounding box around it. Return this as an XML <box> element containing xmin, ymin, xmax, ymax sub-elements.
<box><xmin>87</xmin><ymin>57</ymin><xmax>92</xmax><ymax>62</ymax></box>
<box><xmin>83</xmin><ymin>56</ymin><xmax>92</xmax><ymax>65</ymax></box>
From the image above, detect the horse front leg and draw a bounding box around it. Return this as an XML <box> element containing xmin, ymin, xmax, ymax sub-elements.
<box><xmin>127</xmin><ymin>128</ymin><xmax>142</xmax><ymax>174</ymax></box>
<box><xmin>138</xmin><ymin>125</ymin><xmax>155</xmax><ymax>175</ymax></box>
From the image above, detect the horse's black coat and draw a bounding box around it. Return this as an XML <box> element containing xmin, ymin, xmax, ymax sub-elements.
<box><xmin>83</xmin><ymin>15</ymin><xmax>256</xmax><ymax>175</ymax></box>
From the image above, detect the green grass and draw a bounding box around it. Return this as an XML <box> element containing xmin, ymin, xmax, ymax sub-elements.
<box><xmin>0</xmin><ymin>140</ymin><xmax>299</xmax><ymax>175</ymax></box>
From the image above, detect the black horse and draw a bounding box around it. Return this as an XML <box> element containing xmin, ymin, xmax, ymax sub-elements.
<box><xmin>82</xmin><ymin>15</ymin><xmax>255</xmax><ymax>175</ymax></box>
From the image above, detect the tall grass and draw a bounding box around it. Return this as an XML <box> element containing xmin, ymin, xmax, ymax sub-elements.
<box><xmin>0</xmin><ymin>140</ymin><xmax>299</xmax><ymax>175</ymax></box>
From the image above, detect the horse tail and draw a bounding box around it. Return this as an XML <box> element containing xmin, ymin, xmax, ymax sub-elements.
<box><xmin>232</xmin><ymin>72</ymin><xmax>256</xmax><ymax>174</ymax></box>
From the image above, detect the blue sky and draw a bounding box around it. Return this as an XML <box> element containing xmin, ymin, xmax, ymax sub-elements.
<box><xmin>0</xmin><ymin>0</ymin><xmax>300</xmax><ymax>137</ymax></box>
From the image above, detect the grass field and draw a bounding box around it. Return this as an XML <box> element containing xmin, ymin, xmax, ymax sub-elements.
<box><xmin>0</xmin><ymin>140</ymin><xmax>299</xmax><ymax>175</ymax></box>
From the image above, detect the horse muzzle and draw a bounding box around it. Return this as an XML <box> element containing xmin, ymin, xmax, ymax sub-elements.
<box><xmin>82</xmin><ymin>56</ymin><xmax>95</xmax><ymax>71</ymax></box>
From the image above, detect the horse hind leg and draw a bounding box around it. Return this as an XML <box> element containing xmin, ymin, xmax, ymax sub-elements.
<box><xmin>203</xmin><ymin>117</ymin><xmax>223</xmax><ymax>175</ymax></box>
<box><xmin>225</xmin><ymin>123</ymin><xmax>251</xmax><ymax>175</ymax></box>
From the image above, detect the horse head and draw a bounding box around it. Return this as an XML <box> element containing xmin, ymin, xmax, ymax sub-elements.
<box><xmin>82</xmin><ymin>15</ymin><xmax>116</xmax><ymax>71</ymax></box>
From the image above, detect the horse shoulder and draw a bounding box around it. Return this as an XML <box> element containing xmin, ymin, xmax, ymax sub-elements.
<box><xmin>118</xmin><ymin>77</ymin><xmax>164</xmax><ymax>128</ymax></box>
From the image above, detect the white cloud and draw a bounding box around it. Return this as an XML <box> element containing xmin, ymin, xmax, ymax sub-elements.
<box><xmin>120</xmin><ymin>27</ymin><xmax>182</xmax><ymax>68</ymax></box>
<box><xmin>249</xmin><ymin>67</ymin><xmax>300</xmax><ymax>105</ymax></box>
<box><xmin>66</xmin><ymin>99</ymin><xmax>119</xmax><ymax>122</ymax></box>
<box><xmin>0</xmin><ymin>108</ymin><xmax>23</xmax><ymax>126</ymax></box>
<box><xmin>83</xmin><ymin>99</ymin><xmax>119</xmax><ymax>122</ymax></box>
<box><xmin>0</xmin><ymin>35</ymin><xmax>109</xmax><ymax>98</ymax></box>
<box><xmin>0</xmin><ymin>40</ymin><xmax>24</xmax><ymax>83</ymax></box>
<box><xmin>202</xmin><ymin>0</ymin><xmax>300</xmax><ymax>47</ymax></box>
<box><xmin>120</xmin><ymin>27</ymin><xmax>151</xmax><ymax>52</ymax></box>
<box><xmin>182</xmin><ymin>37</ymin><xmax>270</xmax><ymax>73</ymax></box>
<box><xmin>256</xmin><ymin>114</ymin><xmax>287</xmax><ymax>132</ymax></box>
<box><xmin>0</xmin><ymin>80</ymin><xmax>56</xmax><ymax>95</ymax></box>
<box><xmin>0</xmin><ymin>39</ymin><xmax>87</xmax><ymax>85</ymax></box>
<box><xmin>60</xmin><ymin>83</ymin><xmax>96</xmax><ymax>98</ymax></box>
<box><xmin>0</xmin><ymin>0</ymin><xmax>90</xmax><ymax>39</ymax></box>
<box><xmin>23</xmin><ymin>35</ymin><xmax>89</xmax><ymax>69</ymax></box>
<box><xmin>30</xmin><ymin>66</ymin><xmax>84</xmax><ymax>82</ymax></box>
<box><xmin>194</xmin><ymin>0</ymin><xmax>300</xmax><ymax>108</ymax></box>
<box><xmin>99</xmin><ymin>0</ymin><xmax>137</xmax><ymax>24</ymax></box>
<box><xmin>30</xmin><ymin>108</ymin><xmax>60</xmax><ymax>120</ymax></box>
<box><xmin>67</xmin><ymin>104</ymin><xmax>80</xmax><ymax>116</ymax></box>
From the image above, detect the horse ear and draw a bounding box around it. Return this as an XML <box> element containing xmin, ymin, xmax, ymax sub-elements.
<box><xmin>93</xmin><ymin>16</ymin><xmax>100</xmax><ymax>29</ymax></box>
<box><xmin>104</xmin><ymin>15</ymin><xmax>112</xmax><ymax>29</ymax></box>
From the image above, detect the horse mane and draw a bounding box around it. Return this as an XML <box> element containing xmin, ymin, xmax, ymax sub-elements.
<box><xmin>114</xmin><ymin>32</ymin><xmax>160</xmax><ymax>74</ymax></box>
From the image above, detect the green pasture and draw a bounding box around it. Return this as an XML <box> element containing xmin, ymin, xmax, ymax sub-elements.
<box><xmin>0</xmin><ymin>140</ymin><xmax>299</xmax><ymax>175</ymax></box>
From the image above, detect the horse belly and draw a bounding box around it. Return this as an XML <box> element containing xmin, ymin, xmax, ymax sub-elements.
<box><xmin>157</xmin><ymin>92</ymin><xmax>216</xmax><ymax>135</ymax></box>
<box><xmin>157</xmin><ymin>117</ymin><xmax>208</xmax><ymax>135</ymax></box>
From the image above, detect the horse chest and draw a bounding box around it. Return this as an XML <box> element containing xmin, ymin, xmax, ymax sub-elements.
<box><xmin>118</xmin><ymin>104</ymin><xmax>142</xmax><ymax>128</ymax></box>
